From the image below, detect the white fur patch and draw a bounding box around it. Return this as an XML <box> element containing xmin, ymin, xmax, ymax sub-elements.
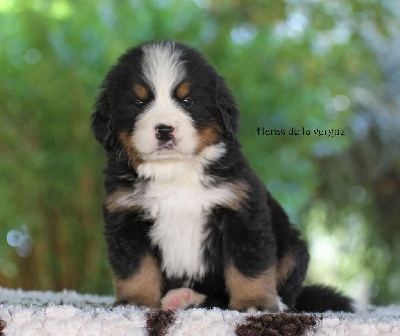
<box><xmin>141</xmin><ymin>41</ymin><xmax>185</xmax><ymax>97</ymax></box>
<box><xmin>132</xmin><ymin>42</ymin><xmax>198</xmax><ymax>161</ymax></box>
<box><xmin>246</xmin><ymin>296</ymin><xmax>288</xmax><ymax>313</ymax></box>
<box><xmin>277</xmin><ymin>296</ymin><xmax>289</xmax><ymax>312</ymax></box>
<box><xmin>136</xmin><ymin>143</ymin><xmax>226</xmax><ymax>181</ymax></box>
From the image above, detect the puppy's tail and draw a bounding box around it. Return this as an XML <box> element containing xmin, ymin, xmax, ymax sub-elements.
<box><xmin>294</xmin><ymin>285</ymin><xmax>354</xmax><ymax>313</ymax></box>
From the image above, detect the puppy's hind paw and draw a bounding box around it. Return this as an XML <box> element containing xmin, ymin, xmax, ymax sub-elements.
<box><xmin>161</xmin><ymin>288</ymin><xmax>206</xmax><ymax>311</ymax></box>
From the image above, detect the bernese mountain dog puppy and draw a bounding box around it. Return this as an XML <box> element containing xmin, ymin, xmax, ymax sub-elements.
<box><xmin>92</xmin><ymin>40</ymin><xmax>354</xmax><ymax>313</ymax></box>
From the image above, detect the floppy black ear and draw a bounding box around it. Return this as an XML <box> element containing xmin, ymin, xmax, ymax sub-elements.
<box><xmin>91</xmin><ymin>89</ymin><xmax>115</xmax><ymax>150</ymax></box>
<box><xmin>216</xmin><ymin>77</ymin><xmax>240</xmax><ymax>143</ymax></box>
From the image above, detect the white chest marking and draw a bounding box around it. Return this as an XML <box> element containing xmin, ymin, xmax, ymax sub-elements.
<box><xmin>137</xmin><ymin>151</ymin><xmax>240</xmax><ymax>281</ymax></box>
<box><xmin>145</xmin><ymin>177</ymin><xmax>209</xmax><ymax>280</ymax></box>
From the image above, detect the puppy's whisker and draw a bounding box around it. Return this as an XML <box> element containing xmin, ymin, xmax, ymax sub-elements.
<box><xmin>116</xmin><ymin>147</ymin><xmax>124</xmax><ymax>163</ymax></box>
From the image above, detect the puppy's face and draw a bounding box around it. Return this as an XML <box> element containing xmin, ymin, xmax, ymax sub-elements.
<box><xmin>92</xmin><ymin>41</ymin><xmax>240</xmax><ymax>167</ymax></box>
<box><xmin>129</xmin><ymin>43</ymin><xmax>219</xmax><ymax>162</ymax></box>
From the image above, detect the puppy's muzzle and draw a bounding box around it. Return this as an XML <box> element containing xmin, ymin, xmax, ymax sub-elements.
<box><xmin>155</xmin><ymin>124</ymin><xmax>176</xmax><ymax>148</ymax></box>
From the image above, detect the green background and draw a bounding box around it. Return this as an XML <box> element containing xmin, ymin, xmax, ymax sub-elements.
<box><xmin>1</xmin><ymin>0</ymin><xmax>399</xmax><ymax>305</ymax></box>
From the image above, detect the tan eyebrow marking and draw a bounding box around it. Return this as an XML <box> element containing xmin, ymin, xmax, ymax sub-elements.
<box><xmin>176</xmin><ymin>81</ymin><xmax>190</xmax><ymax>99</ymax></box>
<box><xmin>134</xmin><ymin>84</ymin><xmax>149</xmax><ymax>100</ymax></box>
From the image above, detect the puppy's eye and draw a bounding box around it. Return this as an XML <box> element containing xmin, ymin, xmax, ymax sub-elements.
<box><xmin>134</xmin><ymin>99</ymin><xmax>145</xmax><ymax>109</ymax></box>
<box><xmin>181</xmin><ymin>97</ymin><xmax>193</xmax><ymax>107</ymax></box>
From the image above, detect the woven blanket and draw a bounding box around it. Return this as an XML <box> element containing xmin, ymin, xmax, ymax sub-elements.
<box><xmin>0</xmin><ymin>287</ymin><xmax>399</xmax><ymax>335</ymax></box>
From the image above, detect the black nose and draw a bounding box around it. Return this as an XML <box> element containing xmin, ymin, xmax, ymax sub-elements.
<box><xmin>155</xmin><ymin>124</ymin><xmax>174</xmax><ymax>142</ymax></box>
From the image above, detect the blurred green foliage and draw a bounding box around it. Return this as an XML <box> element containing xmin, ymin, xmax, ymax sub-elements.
<box><xmin>0</xmin><ymin>0</ymin><xmax>399</xmax><ymax>305</ymax></box>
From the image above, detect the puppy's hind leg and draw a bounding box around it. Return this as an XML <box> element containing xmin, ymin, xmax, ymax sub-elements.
<box><xmin>276</xmin><ymin>241</ymin><xmax>309</xmax><ymax>310</ymax></box>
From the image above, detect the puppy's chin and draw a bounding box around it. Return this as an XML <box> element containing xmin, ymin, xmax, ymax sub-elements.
<box><xmin>136</xmin><ymin>143</ymin><xmax>226</xmax><ymax>182</ymax></box>
<box><xmin>141</xmin><ymin>148</ymin><xmax>193</xmax><ymax>162</ymax></box>
<box><xmin>139</xmin><ymin>141</ymin><xmax>227</xmax><ymax>164</ymax></box>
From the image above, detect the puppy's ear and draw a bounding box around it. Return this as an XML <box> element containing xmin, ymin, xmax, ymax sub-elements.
<box><xmin>216</xmin><ymin>78</ymin><xmax>240</xmax><ymax>143</ymax></box>
<box><xmin>91</xmin><ymin>89</ymin><xmax>115</xmax><ymax>150</ymax></box>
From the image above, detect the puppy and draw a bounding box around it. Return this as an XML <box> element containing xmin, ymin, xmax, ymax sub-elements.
<box><xmin>92</xmin><ymin>40</ymin><xmax>353</xmax><ymax>312</ymax></box>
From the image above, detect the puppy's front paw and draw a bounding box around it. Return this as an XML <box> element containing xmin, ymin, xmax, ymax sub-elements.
<box><xmin>241</xmin><ymin>297</ymin><xmax>289</xmax><ymax>314</ymax></box>
<box><xmin>276</xmin><ymin>296</ymin><xmax>289</xmax><ymax>312</ymax></box>
<box><xmin>229</xmin><ymin>296</ymin><xmax>287</xmax><ymax>313</ymax></box>
<box><xmin>161</xmin><ymin>288</ymin><xmax>206</xmax><ymax>311</ymax></box>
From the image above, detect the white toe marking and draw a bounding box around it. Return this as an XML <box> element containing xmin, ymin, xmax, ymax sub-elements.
<box><xmin>277</xmin><ymin>296</ymin><xmax>288</xmax><ymax>312</ymax></box>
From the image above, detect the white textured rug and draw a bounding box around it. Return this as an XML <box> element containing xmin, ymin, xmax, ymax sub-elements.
<box><xmin>0</xmin><ymin>287</ymin><xmax>399</xmax><ymax>335</ymax></box>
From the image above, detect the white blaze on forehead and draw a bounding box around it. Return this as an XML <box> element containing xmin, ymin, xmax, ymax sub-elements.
<box><xmin>141</xmin><ymin>42</ymin><xmax>185</xmax><ymax>97</ymax></box>
<box><xmin>132</xmin><ymin>42</ymin><xmax>196</xmax><ymax>160</ymax></box>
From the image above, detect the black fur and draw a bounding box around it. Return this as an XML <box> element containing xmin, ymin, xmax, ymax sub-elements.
<box><xmin>294</xmin><ymin>285</ymin><xmax>355</xmax><ymax>313</ymax></box>
<box><xmin>216</xmin><ymin>78</ymin><xmax>240</xmax><ymax>143</ymax></box>
<box><xmin>92</xmin><ymin>41</ymin><xmax>354</xmax><ymax>313</ymax></box>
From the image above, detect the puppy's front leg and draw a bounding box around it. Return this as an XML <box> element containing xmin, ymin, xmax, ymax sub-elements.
<box><xmin>114</xmin><ymin>253</ymin><xmax>162</xmax><ymax>308</ymax></box>
<box><xmin>104</xmin><ymin>209</ymin><xmax>162</xmax><ymax>308</ymax></box>
<box><xmin>223</xmin><ymin>211</ymin><xmax>279</xmax><ymax>312</ymax></box>
<box><xmin>225</xmin><ymin>263</ymin><xmax>279</xmax><ymax>312</ymax></box>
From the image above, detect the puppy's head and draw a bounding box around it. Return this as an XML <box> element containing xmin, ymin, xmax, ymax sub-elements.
<box><xmin>92</xmin><ymin>41</ymin><xmax>240</xmax><ymax>166</ymax></box>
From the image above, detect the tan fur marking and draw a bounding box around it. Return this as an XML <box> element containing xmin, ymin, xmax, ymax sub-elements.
<box><xmin>105</xmin><ymin>188</ymin><xmax>138</xmax><ymax>213</ymax></box>
<box><xmin>176</xmin><ymin>81</ymin><xmax>190</xmax><ymax>99</ymax></box>
<box><xmin>106</xmin><ymin>180</ymin><xmax>248</xmax><ymax>213</ymax></box>
<box><xmin>133</xmin><ymin>84</ymin><xmax>149</xmax><ymax>100</ymax></box>
<box><xmin>114</xmin><ymin>254</ymin><xmax>162</xmax><ymax>308</ymax></box>
<box><xmin>276</xmin><ymin>250</ymin><xmax>296</xmax><ymax>287</ymax></box>
<box><xmin>196</xmin><ymin>125</ymin><xmax>222</xmax><ymax>154</ymax></box>
<box><xmin>224</xmin><ymin>181</ymin><xmax>249</xmax><ymax>211</ymax></box>
<box><xmin>119</xmin><ymin>131</ymin><xmax>143</xmax><ymax>168</ymax></box>
<box><xmin>225</xmin><ymin>264</ymin><xmax>278</xmax><ymax>312</ymax></box>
